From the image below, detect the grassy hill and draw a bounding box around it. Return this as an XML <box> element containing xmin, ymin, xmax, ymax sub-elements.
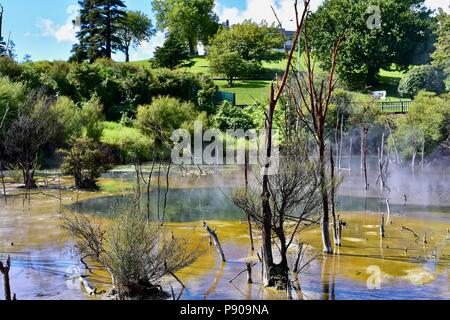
<box><xmin>130</xmin><ymin>57</ymin><xmax>406</xmax><ymax>105</ymax></box>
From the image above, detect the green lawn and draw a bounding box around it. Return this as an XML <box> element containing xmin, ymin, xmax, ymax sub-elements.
<box><xmin>130</xmin><ymin>57</ymin><xmax>406</xmax><ymax>104</ymax></box>
<box><xmin>216</xmin><ymin>80</ymin><xmax>272</xmax><ymax>105</ymax></box>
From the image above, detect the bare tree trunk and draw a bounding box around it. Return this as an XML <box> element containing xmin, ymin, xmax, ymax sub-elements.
<box><xmin>0</xmin><ymin>158</ymin><xmax>7</xmax><ymax>204</ymax></box>
<box><xmin>0</xmin><ymin>256</ymin><xmax>11</xmax><ymax>300</ymax></box>
<box><xmin>361</xmin><ymin>128</ymin><xmax>369</xmax><ymax>190</ymax></box>
<box><xmin>203</xmin><ymin>222</ymin><xmax>226</xmax><ymax>262</ymax></box>
<box><xmin>244</xmin><ymin>151</ymin><xmax>254</xmax><ymax>251</ymax></box>
<box><xmin>411</xmin><ymin>150</ymin><xmax>416</xmax><ymax>168</ymax></box>
<box><xmin>319</xmin><ymin>136</ymin><xmax>333</xmax><ymax>254</ymax></box>
<box><xmin>246</xmin><ymin>262</ymin><xmax>253</xmax><ymax>284</ymax></box>
<box><xmin>348</xmin><ymin>137</ymin><xmax>353</xmax><ymax>171</ymax></box>
<box><xmin>330</xmin><ymin>147</ymin><xmax>338</xmax><ymax>247</ymax></box>
<box><xmin>421</xmin><ymin>139</ymin><xmax>425</xmax><ymax>169</ymax></box>
<box><xmin>161</xmin><ymin>162</ymin><xmax>171</xmax><ymax>224</ymax></box>
<box><xmin>157</xmin><ymin>161</ymin><xmax>161</xmax><ymax>222</ymax></box>
<box><xmin>386</xmin><ymin>122</ymin><xmax>401</xmax><ymax>164</ymax></box>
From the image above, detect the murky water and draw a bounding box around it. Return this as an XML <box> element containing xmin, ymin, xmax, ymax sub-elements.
<box><xmin>1</xmin><ymin>162</ymin><xmax>450</xmax><ymax>300</ymax></box>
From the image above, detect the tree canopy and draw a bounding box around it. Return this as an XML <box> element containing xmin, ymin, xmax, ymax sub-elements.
<box><xmin>152</xmin><ymin>0</ymin><xmax>219</xmax><ymax>55</ymax></box>
<box><xmin>431</xmin><ymin>9</ymin><xmax>450</xmax><ymax>90</ymax></box>
<box><xmin>72</xmin><ymin>0</ymin><xmax>127</xmax><ymax>62</ymax></box>
<box><xmin>117</xmin><ymin>10</ymin><xmax>155</xmax><ymax>62</ymax></box>
<box><xmin>152</xmin><ymin>33</ymin><xmax>192</xmax><ymax>69</ymax></box>
<box><xmin>207</xmin><ymin>20</ymin><xmax>283</xmax><ymax>86</ymax></box>
<box><xmin>310</xmin><ymin>0</ymin><xmax>435</xmax><ymax>85</ymax></box>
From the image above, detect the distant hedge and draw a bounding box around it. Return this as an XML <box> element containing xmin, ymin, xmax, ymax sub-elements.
<box><xmin>0</xmin><ymin>57</ymin><xmax>218</xmax><ymax>120</ymax></box>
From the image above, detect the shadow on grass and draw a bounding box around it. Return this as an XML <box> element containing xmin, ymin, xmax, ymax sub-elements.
<box><xmin>228</xmin><ymin>80</ymin><xmax>269</xmax><ymax>89</ymax></box>
<box><xmin>373</xmin><ymin>75</ymin><xmax>402</xmax><ymax>98</ymax></box>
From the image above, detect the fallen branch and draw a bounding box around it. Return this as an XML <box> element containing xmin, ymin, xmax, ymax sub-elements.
<box><xmin>229</xmin><ymin>263</ymin><xmax>257</xmax><ymax>283</ymax></box>
<box><xmin>203</xmin><ymin>222</ymin><xmax>226</xmax><ymax>262</ymax></box>
<box><xmin>401</xmin><ymin>226</ymin><xmax>420</xmax><ymax>241</ymax></box>
<box><xmin>165</xmin><ymin>261</ymin><xmax>185</xmax><ymax>289</ymax></box>
<box><xmin>79</xmin><ymin>276</ymin><xmax>96</xmax><ymax>295</ymax></box>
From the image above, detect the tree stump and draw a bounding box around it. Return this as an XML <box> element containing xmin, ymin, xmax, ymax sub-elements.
<box><xmin>0</xmin><ymin>256</ymin><xmax>12</xmax><ymax>300</ymax></box>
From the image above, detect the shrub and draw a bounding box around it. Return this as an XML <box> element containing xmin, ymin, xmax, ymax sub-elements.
<box><xmin>60</xmin><ymin>137</ymin><xmax>114</xmax><ymax>190</ymax></box>
<box><xmin>80</xmin><ymin>96</ymin><xmax>105</xmax><ymax>141</ymax></box>
<box><xmin>398</xmin><ymin>65</ymin><xmax>446</xmax><ymax>98</ymax></box>
<box><xmin>135</xmin><ymin>96</ymin><xmax>198</xmax><ymax>140</ymax></box>
<box><xmin>396</xmin><ymin>92</ymin><xmax>450</xmax><ymax>155</ymax></box>
<box><xmin>0</xmin><ymin>57</ymin><xmax>23</xmax><ymax>81</ymax></box>
<box><xmin>214</xmin><ymin>101</ymin><xmax>254</xmax><ymax>131</ymax></box>
<box><xmin>62</xmin><ymin>201</ymin><xmax>198</xmax><ymax>299</ymax></box>
<box><xmin>0</xmin><ymin>77</ymin><xmax>26</xmax><ymax>131</ymax></box>
<box><xmin>51</xmin><ymin>96</ymin><xmax>84</xmax><ymax>143</ymax></box>
<box><xmin>101</xmin><ymin>122</ymin><xmax>154</xmax><ymax>163</ymax></box>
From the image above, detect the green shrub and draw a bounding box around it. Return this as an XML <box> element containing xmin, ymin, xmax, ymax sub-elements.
<box><xmin>392</xmin><ymin>92</ymin><xmax>450</xmax><ymax>161</ymax></box>
<box><xmin>398</xmin><ymin>65</ymin><xmax>446</xmax><ymax>98</ymax></box>
<box><xmin>51</xmin><ymin>96</ymin><xmax>84</xmax><ymax>143</ymax></box>
<box><xmin>61</xmin><ymin>137</ymin><xmax>114</xmax><ymax>190</ymax></box>
<box><xmin>0</xmin><ymin>77</ymin><xmax>26</xmax><ymax>131</ymax></box>
<box><xmin>0</xmin><ymin>57</ymin><xmax>23</xmax><ymax>81</ymax></box>
<box><xmin>214</xmin><ymin>101</ymin><xmax>254</xmax><ymax>131</ymax></box>
<box><xmin>134</xmin><ymin>96</ymin><xmax>201</xmax><ymax>155</ymax></box>
<box><xmin>80</xmin><ymin>96</ymin><xmax>105</xmax><ymax>141</ymax></box>
<box><xmin>101</xmin><ymin>121</ymin><xmax>154</xmax><ymax>163</ymax></box>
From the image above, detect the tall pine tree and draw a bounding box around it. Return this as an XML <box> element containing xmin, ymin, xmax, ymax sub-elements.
<box><xmin>72</xmin><ymin>0</ymin><xmax>126</xmax><ymax>62</ymax></box>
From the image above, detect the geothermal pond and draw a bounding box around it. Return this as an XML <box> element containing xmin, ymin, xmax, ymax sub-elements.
<box><xmin>1</xmin><ymin>163</ymin><xmax>450</xmax><ymax>300</ymax></box>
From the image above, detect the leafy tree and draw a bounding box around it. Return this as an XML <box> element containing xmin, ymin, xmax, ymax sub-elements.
<box><xmin>207</xmin><ymin>20</ymin><xmax>283</xmax><ymax>85</ymax></box>
<box><xmin>431</xmin><ymin>9</ymin><xmax>450</xmax><ymax>90</ymax></box>
<box><xmin>398</xmin><ymin>65</ymin><xmax>446</xmax><ymax>98</ymax></box>
<box><xmin>208</xmin><ymin>51</ymin><xmax>248</xmax><ymax>87</ymax></box>
<box><xmin>310</xmin><ymin>0</ymin><xmax>435</xmax><ymax>85</ymax></box>
<box><xmin>73</xmin><ymin>0</ymin><xmax>126</xmax><ymax>62</ymax></box>
<box><xmin>117</xmin><ymin>11</ymin><xmax>155</xmax><ymax>62</ymax></box>
<box><xmin>152</xmin><ymin>0</ymin><xmax>219</xmax><ymax>55</ymax></box>
<box><xmin>210</xmin><ymin>20</ymin><xmax>283</xmax><ymax>62</ymax></box>
<box><xmin>393</xmin><ymin>92</ymin><xmax>450</xmax><ymax>164</ymax></box>
<box><xmin>152</xmin><ymin>33</ymin><xmax>192</xmax><ymax>69</ymax></box>
<box><xmin>61</xmin><ymin>138</ymin><xmax>114</xmax><ymax>190</ymax></box>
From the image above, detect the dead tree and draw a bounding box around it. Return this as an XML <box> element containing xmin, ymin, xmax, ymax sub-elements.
<box><xmin>294</xmin><ymin>24</ymin><xmax>344</xmax><ymax>253</ymax></box>
<box><xmin>244</xmin><ymin>151</ymin><xmax>255</xmax><ymax>251</ymax></box>
<box><xmin>232</xmin><ymin>143</ymin><xmax>322</xmax><ymax>289</ymax></box>
<box><xmin>258</xmin><ymin>0</ymin><xmax>309</xmax><ymax>287</ymax></box>
<box><xmin>0</xmin><ymin>256</ymin><xmax>12</xmax><ymax>300</ymax></box>
<box><xmin>203</xmin><ymin>222</ymin><xmax>226</xmax><ymax>262</ymax></box>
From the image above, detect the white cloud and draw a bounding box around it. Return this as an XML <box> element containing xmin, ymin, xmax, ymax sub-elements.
<box><xmin>130</xmin><ymin>31</ymin><xmax>166</xmax><ymax>61</ymax></box>
<box><xmin>38</xmin><ymin>5</ymin><xmax>79</xmax><ymax>43</ymax></box>
<box><xmin>215</xmin><ymin>0</ymin><xmax>449</xmax><ymax>29</ymax></box>
<box><xmin>214</xmin><ymin>0</ymin><xmax>321</xmax><ymax>30</ymax></box>
<box><xmin>426</xmin><ymin>0</ymin><xmax>450</xmax><ymax>13</ymax></box>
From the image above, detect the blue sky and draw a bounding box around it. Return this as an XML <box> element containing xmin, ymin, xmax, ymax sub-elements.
<box><xmin>1</xmin><ymin>0</ymin><xmax>448</xmax><ymax>62</ymax></box>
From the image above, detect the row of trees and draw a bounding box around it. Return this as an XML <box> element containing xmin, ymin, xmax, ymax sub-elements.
<box><xmin>72</xmin><ymin>0</ymin><xmax>154</xmax><ymax>62</ymax></box>
<box><xmin>68</xmin><ymin>0</ymin><xmax>444</xmax><ymax>91</ymax></box>
<box><xmin>72</xmin><ymin>0</ymin><xmax>220</xmax><ymax>63</ymax></box>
